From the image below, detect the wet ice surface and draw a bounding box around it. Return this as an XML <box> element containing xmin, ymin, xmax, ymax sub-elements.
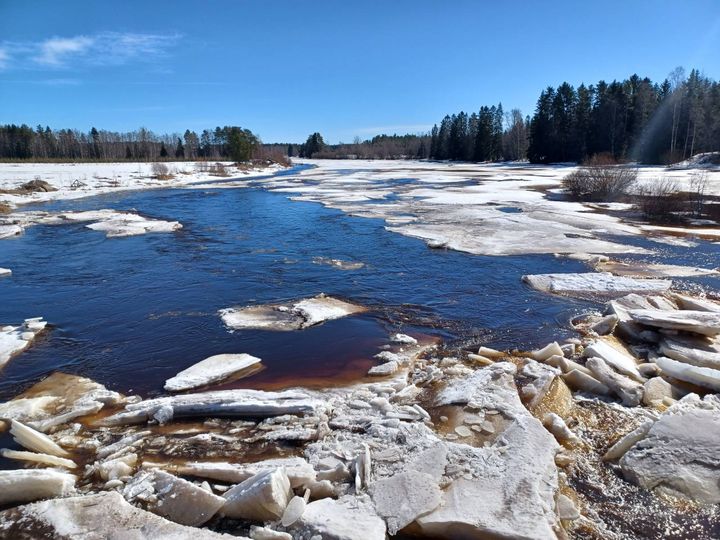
<box><xmin>0</xmin><ymin>163</ymin><xmax>718</xmax><ymax>404</ymax></box>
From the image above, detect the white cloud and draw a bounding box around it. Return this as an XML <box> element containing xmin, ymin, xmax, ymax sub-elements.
<box><xmin>34</xmin><ymin>36</ymin><xmax>94</xmax><ymax>66</ymax></box>
<box><xmin>0</xmin><ymin>32</ymin><xmax>181</xmax><ymax>70</ymax></box>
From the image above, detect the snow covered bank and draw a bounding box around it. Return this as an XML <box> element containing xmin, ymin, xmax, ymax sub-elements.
<box><xmin>0</xmin><ymin>161</ymin><xmax>285</xmax><ymax>208</ymax></box>
<box><xmin>0</xmin><ymin>208</ymin><xmax>181</xmax><ymax>239</ymax></box>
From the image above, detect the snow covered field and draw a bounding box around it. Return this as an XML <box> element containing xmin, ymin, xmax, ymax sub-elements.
<box><xmin>0</xmin><ymin>161</ymin><xmax>283</xmax><ymax>207</ymax></box>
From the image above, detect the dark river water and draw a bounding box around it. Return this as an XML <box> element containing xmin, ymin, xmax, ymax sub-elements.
<box><xmin>0</xmin><ymin>166</ymin><xmax>718</xmax><ymax>401</ymax></box>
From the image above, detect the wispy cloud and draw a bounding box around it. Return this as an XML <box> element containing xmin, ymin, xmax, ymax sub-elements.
<box><xmin>34</xmin><ymin>36</ymin><xmax>94</xmax><ymax>66</ymax></box>
<box><xmin>354</xmin><ymin>124</ymin><xmax>433</xmax><ymax>135</ymax></box>
<box><xmin>0</xmin><ymin>32</ymin><xmax>181</xmax><ymax>70</ymax></box>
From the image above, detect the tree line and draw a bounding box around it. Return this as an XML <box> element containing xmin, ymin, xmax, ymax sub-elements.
<box><xmin>527</xmin><ymin>68</ymin><xmax>720</xmax><ymax>164</ymax></box>
<box><xmin>300</xmin><ymin>67</ymin><xmax>719</xmax><ymax>165</ymax></box>
<box><xmin>0</xmin><ymin>125</ymin><xmax>260</xmax><ymax>162</ymax></box>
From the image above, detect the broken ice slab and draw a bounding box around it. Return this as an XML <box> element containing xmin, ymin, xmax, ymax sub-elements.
<box><xmin>0</xmin><ymin>469</ymin><xmax>76</xmax><ymax>506</ymax></box>
<box><xmin>99</xmin><ymin>389</ymin><xmax>320</xmax><ymax>426</ymax></box>
<box><xmin>522</xmin><ymin>272</ymin><xmax>671</xmax><ymax>299</ymax></box>
<box><xmin>655</xmin><ymin>356</ymin><xmax>720</xmax><ymax>392</ymax></box>
<box><xmin>222</xmin><ymin>468</ymin><xmax>292</xmax><ymax>521</ymax></box>
<box><xmin>628</xmin><ymin>309</ymin><xmax>720</xmax><ymax>337</ymax></box>
<box><xmin>124</xmin><ymin>469</ymin><xmax>225</xmax><ymax>526</ymax></box>
<box><xmin>164</xmin><ymin>353</ymin><xmax>262</xmax><ymax>392</ymax></box>
<box><xmin>0</xmin><ymin>491</ymin><xmax>234</xmax><ymax>539</ymax></box>
<box><xmin>219</xmin><ymin>294</ymin><xmax>366</xmax><ymax>332</ymax></box>
<box><xmin>0</xmin><ymin>372</ymin><xmax>124</xmax><ymax>432</ymax></box>
<box><xmin>147</xmin><ymin>456</ymin><xmax>316</xmax><ymax>489</ymax></box>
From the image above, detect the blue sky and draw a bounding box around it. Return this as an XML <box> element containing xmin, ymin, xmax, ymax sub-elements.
<box><xmin>1</xmin><ymin>0</ymin><xmax>719</xmax><ymax>143</ymax></box>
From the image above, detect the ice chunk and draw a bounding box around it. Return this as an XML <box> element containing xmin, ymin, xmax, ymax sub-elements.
<box><xmin>222</xmin><ymin>468</ymin><xmax>292</xmax><ymax>521</ymax></box>
<box><xmin>522</xmin><ymin>272</ymin><xmax>671</xmax><ymax>299</ymax></box>
<box><xmin>656</xmin><ymin>356</ymin><xmax>720</xmax><ymax>392</ymax></box>
<box><xmin>124</xmin><ymin>469</ymin><xmax>225</xmax><ymax>526</ymax></box>
<box><xmin>10</xmin><ymin>419</ymin><xmax>69</xmax><ymax>457</ymax></box>
<box><xmin>0</xmin><ymin>448</ymin><xmax>76</xmax><ymax>469</ymax></box>
<box><xmin>369</xmin><ymin>471</ymin><xmax>442</xmax><ymax>534</ymax></box>
<box><xmin>101</xmin><ymin>389</ymin><xmax>319</xmax><ymax>426</ymax></box>
<box><xmin>164</xmin><ymin>353</ymin><xmax>262</xmax><ymax>392</ymax></box>
<box><xmin>0</xmin><ymin>491</ymin><xmax>235</xmax><ymax>539</ymax></box>
<box><xmin>220</xmin><ymin>294</ymin><xmax>365</xmax><ymax>332</ymax></box>
<box><xmin>629</xmin><ymin>309</ymin><xmax>720</xmax><ymax>337</ymax></box>
<box><xmin>0</xmin><ymin>317</ymin><xmax>47</xmax><ymax>368</ymax></box>
<box><xmin>0</xmin><ymin>469</ymin><xmax>76</xmax><ymax>505</ymax></box>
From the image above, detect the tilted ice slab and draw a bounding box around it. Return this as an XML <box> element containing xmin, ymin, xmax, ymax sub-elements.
<box><xmin>123</xmin><ymin>469</ymin><xmax>226</xmax><ymax>527</ymax></box>
<box><xmin>0</xmin><ymin>267</ymin><xmax>10</xmax><ymax>277</ymax></box>
<box><xmin>656</xmin><ymin>356</ymin><xmax>720</xmax><ymax>392</ymax></box>
<box><xmin>164</xmin><ymin>353</ymin><xmax>262</xmax><ymax>392</ymax></box>
<box><xmin>0</xmin><ymin>317</ymin><xmax>47</xmax><ymax>368</ymax></box>
<box><xmin>100</xmin><ymin>389</ymin><xmax>320</xmax><ymax>425</ymax></box>
<box><xmin>0</xmin><ymin>491</ymin><xmax>236</xmax><ymax>539</ymax></box>
<box><xmin>522</xmin><ymin>272</ymin><xmax>671</xmax><ymax>299</ymax></box>
<box><xmin>629</xmin><ymin>309</ymin><xmax>720</xmax><ymax>337</ymax></box>
<box><xmin>220</xmin><ymin>294</ymin><xmax>366</xmax><ymax>332</ymax></box>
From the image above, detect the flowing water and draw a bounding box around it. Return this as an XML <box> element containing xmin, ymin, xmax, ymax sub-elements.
<box><xmin>0</xmin><ymin>166</ymin><xmax>718</xmax><ymax>401</ymax></box>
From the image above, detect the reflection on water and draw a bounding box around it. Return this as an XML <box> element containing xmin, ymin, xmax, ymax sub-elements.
<box><xmin>0</xmin><ymin>167</ymin><xmax>718</xmax><ymax>400</ymax></box>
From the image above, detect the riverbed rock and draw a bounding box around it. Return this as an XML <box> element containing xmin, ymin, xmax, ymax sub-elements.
<box><xmin>0</xmin><ymin>491</ymin><xmax>237</xmax><ymax>539</ymax></box>
<box><xmin>629</xmin><ymin>309</ymin><xmax>720</xmax><ymax>337</ymax></box>
<box><xmin>164</xmin><ymin>353</ymin><xmax>262</xmax><ymax>392</ymax></box>
<box><xmin>620</xmin><ymin>397</ymin><xmax>720</xmax><ymax>503</ymax></box>
<box><xmin>124</xmin><ymin>469</ymin><xmax>226</xmax><ymax>526</ymax></box>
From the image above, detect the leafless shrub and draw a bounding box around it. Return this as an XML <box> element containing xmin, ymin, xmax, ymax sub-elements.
<box><xmin>563</xmin><ymin>156</ymin><xmax>638</xmax><ymax>202</ymax></box>
<box><xmin>689</xmin><ymin>170</ymin><xmax>709</xmax><ymax>217</ymax></box>
<box><xmin>209</xmin><ymin>162</ymin><xmax>229</xmax><ymax>177</ymax></box>
<box><xmin>151</xmin><ymin>162</ymin><xmax>173</xmax><ymax>180</ymax></box>
<box><xmin>636</xmin><ymin>177</ymin><xmax>685</xmax><ymax>222</ymax></box>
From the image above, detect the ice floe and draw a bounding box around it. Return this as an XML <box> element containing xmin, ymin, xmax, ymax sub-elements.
<box><xmin>219</xmin><ymin>294</ymin><xmax>366</xmax><ymax>332</ymax></box>
<box><xmin>0</xmin><ymin>317</ymin><xmax>47</xmax><ymax>368</ymax></box>
<box><xmin>164</xmin><ymin>353</ymin><xmax>262</xmax><ymax>392</ymax></box>
<box><xmin>522</xmin><ymin>272</ymin><xmax>671</xmax><ymax>299</ymax></box>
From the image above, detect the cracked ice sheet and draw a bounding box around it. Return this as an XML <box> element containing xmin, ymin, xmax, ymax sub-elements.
<box><xmin>256</xmin><ymin>159</ymin><xmax>658</xmax><ymax>257</ymax></box>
